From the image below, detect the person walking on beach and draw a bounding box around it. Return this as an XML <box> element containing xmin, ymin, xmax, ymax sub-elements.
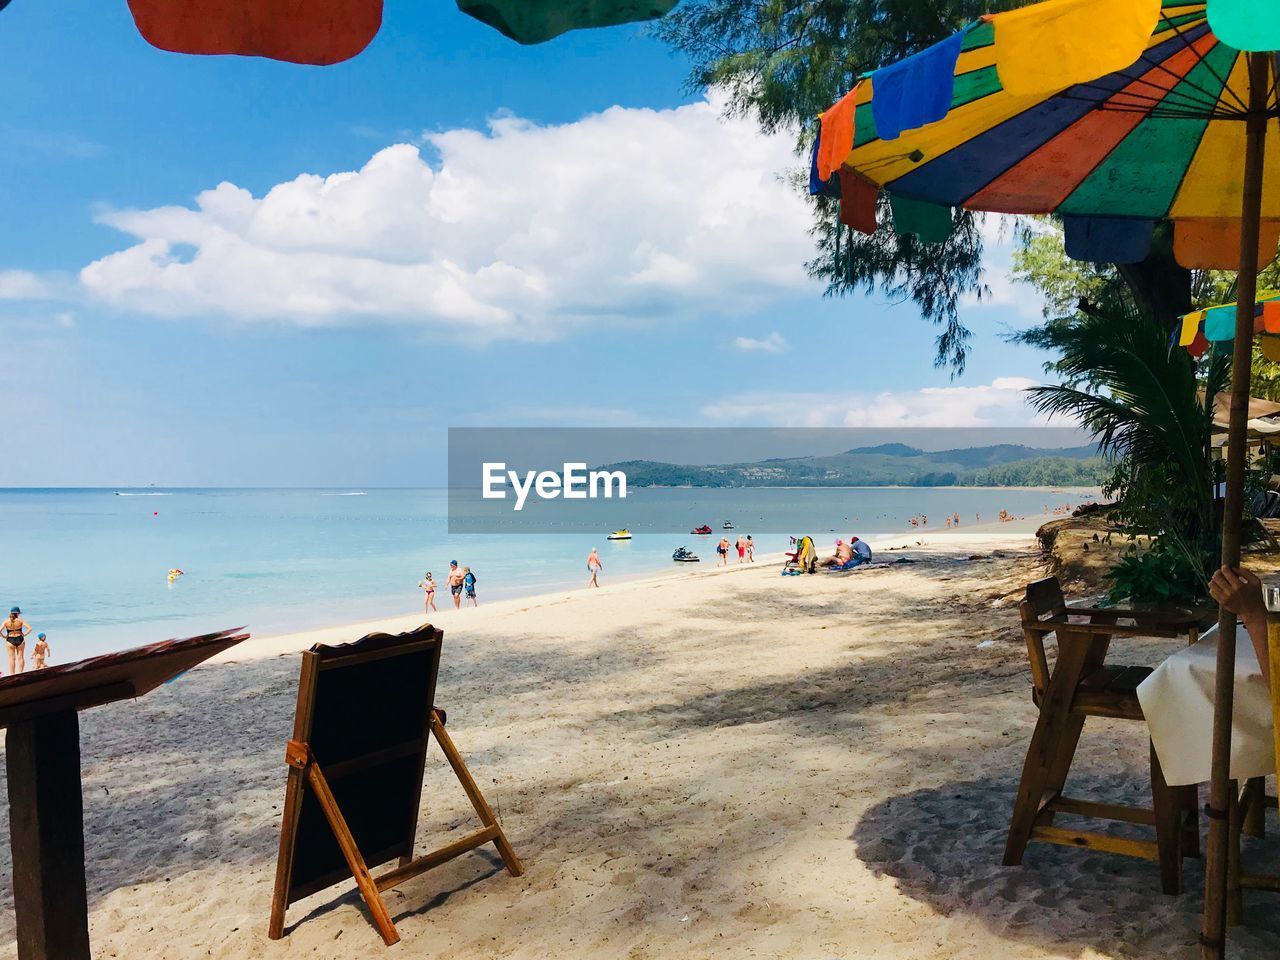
<box><xmin>419</xmin><ymin>572</ymin><xmax>437</xmax><ymax>613</ymax></box>
<box><xmin>746</xmin><ymin>535</ymin><xmax>755</xmax><ymax>562</ymax></box>
<box><xmin>3</xmin><ymin>607</ymin><xmax>30</xmax><ymax>674</ymax></box>
<box><xmin>447</xmin><ymin>561</ymin><xmax>464</xmax><ymax>609</ymax></box>
<box><xmin>735</xmin><ymin>535</ymin><xmax>747</xmax><ymax>563</ymax></box>
<box><xmin>462</xmin><ymin>566</ymin><xmax>478</xmax><ymax>607</ymax></box>
<box><xmin>717</xmin><ymin>537</ymin><xmax>730</xmax><ymax>566</ymax></box>
<box><xmin>32</xmin><ymin>633</ymin><xmax>49</xmax><ymax>669</ymax></box>
<box><xmin>587</xmin><ymin>547</ymin><xmax>602</xmax><ymax>588</ymax></box>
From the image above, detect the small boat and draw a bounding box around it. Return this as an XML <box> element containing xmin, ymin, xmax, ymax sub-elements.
<box><xmin>672</xmin><ymin>546</ymin><xmax>700</xmax><ymax>562</ymax></box>
<box><xmin>606</xmin><ymin>528</ymin><xmax>632</xmax><ymax>540</ymax></box>
<box><xmin>722</xmin><ymin>521</ymin><xmax>735</xmax><ymax>529</ymax></box>
<box><xmin>691</xmin><ymin>524</ymin><xmax>713</xmax><ymax>535</ymax></box>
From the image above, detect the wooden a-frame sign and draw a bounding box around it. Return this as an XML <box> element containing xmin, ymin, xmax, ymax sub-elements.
<box><xmin>268</xmin><ymin>625</ymin><xmax>522</xmax><ymax>945</ymax></box>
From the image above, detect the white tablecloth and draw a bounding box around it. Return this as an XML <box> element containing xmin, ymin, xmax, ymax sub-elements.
<box><xmin>1136</xmin><ymin>624</ymin><xmax>1275</xmax><ymax>787</ymax></box>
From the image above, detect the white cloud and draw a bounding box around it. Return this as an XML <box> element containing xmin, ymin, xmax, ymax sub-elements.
<box><xmin>732</xmin><ymin>331</ymin><xmax>788</xmax><ymax>353</ymax></box>
<box><xmin>0</xmin><ymin>270</ymin><xmax>52</xmax><ymax>300</ymax></box>
<box><xmin>700</xmin><ymin>377</ymin><xmax>1053</xmax><ymax>427</ymax></box>
<box><xmin>79</xmin><ymin>94</ymin><xmax>815</xmax><ymax>340</ymax></box>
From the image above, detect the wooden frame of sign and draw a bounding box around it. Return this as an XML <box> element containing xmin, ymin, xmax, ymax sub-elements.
<box><xmin>267</xmin><ymin>625</ymin><xmax>522</xmax><ymax>945</ymax></box>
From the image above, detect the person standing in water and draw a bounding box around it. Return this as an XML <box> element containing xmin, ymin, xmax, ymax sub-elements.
<box><xmin>419</xmin><ymin>572</ymin><xmax>437</xmax><ymax>613</ymax></box>
<box><xmin>3</xmin><ymin>607</ymin><xmax>30</xmax><ymax>674</ymax></box>
<box><xmin>587</xmin><ymin>547</ymin><xmax>602</xmax><ymax>588</ymax></box>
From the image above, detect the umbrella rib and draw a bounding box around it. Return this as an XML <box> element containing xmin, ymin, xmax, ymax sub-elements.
<box><xmin>1154</xmin><ymin>11</ymin><xmax>1250</xmax><ymax>114</ymax></box>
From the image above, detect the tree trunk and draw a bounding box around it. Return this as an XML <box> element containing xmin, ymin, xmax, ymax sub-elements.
<box><xmin>1116</xmin><ymin>220</ymin><xmax>1192</xmax><ymax>323</ymax></box>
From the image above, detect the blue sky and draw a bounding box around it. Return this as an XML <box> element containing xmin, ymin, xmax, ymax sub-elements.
<box><xmin>0</xmin><ymin>0</ymin><xmax>1052</xmax><ymax>486</ymax></box>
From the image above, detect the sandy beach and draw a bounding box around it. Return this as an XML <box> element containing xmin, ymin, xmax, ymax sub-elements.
<box><xmin>0</xmin><ymin>524</ymin><xmax>1275</xmax><ymax>958</ymax></box>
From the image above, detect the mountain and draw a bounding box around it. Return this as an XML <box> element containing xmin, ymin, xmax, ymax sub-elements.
<box><xmin>599</xmin><ymin>444</ymin><xmax>1105</xmax><ymax>488</ymax></box>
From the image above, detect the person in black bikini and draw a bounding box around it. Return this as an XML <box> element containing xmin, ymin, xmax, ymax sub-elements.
<box><xmin>3</xmin><ymin>606</ymin><xmax>30</xmax><ymax>675</ymax></box>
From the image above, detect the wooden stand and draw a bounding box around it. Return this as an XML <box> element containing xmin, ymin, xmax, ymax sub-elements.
<box><xmin>268</xmin><ymin>627</ymin><xmax>522</xmax><ymax>945</ymax></box>
<box><xmin>269</xmin><ymin>709</ymin><xmax>522</xmax><ymax>945</ymax></box>
<box><xmin>0</xmin><ymin>627</ymin><xmax>249</xmax><ymax>960</ymax></box>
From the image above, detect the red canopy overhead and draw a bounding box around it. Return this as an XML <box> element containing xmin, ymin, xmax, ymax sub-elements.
<box><xmin>126</xmin><ymin>0</ymin><xmax>383</xmax><ymax>66</ymax></box>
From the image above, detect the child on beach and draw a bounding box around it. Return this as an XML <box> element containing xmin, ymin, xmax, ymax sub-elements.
<box><xmin>419</xmin><ymin>573</ymin><xmax>437</xmax><ymax>612</ymax></box>
<box><xmin>32</xmin><ymin>633</ymin><xmax>49</xmax><ymax>669</ymax></box>
<box><xmin>463</xmin><ymin>567</ymin><xmax>478</xmax><ymax>607</ymax></box>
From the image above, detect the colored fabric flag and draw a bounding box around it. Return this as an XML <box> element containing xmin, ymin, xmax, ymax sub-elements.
<box><xmin>817</xmin><ymin>85</ymin><xmax>859</xmax><ymax>182</ymax></box>
<box><xmin>889</xmin><ymin>194</ymin><xmax>953</xmax><ymax>244</ymax></box>
<box><xmin>870</xmin><ymin>30</ymin><xmax>966</xmax><ymax>141</ymax></box>
<box><xmin>838</xmin><ymin>171</ymin><xmax>878</xmax><ymax>234</ymax></box>
<box><xmin>1062</xmin><ymin>217</ymin><xmax>1154</xmax><ymax>264</ymax></box>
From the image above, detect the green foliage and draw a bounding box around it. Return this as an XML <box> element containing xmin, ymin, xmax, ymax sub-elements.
<box><xmin>1106</xmin><ymin>542</ymin><xmax>1205</xmax><ymax>606</ymax></box>
<box><xmin>1024</xmin><ymin>295</ymin><xmax>1228</xmax><ymax>601</ymax></box>
<box><xmin>655</xmin><ymin>0</ymin><xmax>1023</xmax><ymax>370</ymax></box>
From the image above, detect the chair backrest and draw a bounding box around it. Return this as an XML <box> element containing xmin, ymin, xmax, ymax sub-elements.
<box><xmin>1020</xmin><ymin>577</ymin><xmax>1067</xmax><ymax>698</ymax></box>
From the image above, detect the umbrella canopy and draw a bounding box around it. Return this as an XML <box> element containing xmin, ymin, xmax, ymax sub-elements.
<box><xmin>815</xmin><ymin>0</ymin><xmax>1280</xmax><ymax>269</ymax></box>
<box><xmin>815</xmin><ymin>3</ymin><xmax>1278</xmax><ymax>956</ymax></box>
<box><xmin>4</xmin><ymin>0</ymin><xmax>681</xmax><ymax>65</ymax></box>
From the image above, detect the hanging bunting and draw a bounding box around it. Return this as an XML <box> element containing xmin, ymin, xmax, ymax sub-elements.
<box><xmin>126</xmin><ymin>0</ymin><xmax>382</xmax><ymax>65</ymax></box>
<box><xmin>992</xmin><ymin>0</ymin><xmax>1161</xmax><ymax>97</ymax></box>
<box><xmin>1062</xmin><ymin>216</ymin><xmax>1153</xmax><ymax>264</ymax></box>
<box><xmin>817</xmin><ymin>85</ymin><xmax>859</xmax><ymax>182</ymax></box>
<box><xmin>809</xmin><ymin>128</ymin><xmax>842</xmax><ymax>198</ymax></box>
<box><xmin>868</xmin><ymin>29</ymin><xmax>965</xmax><ymax>141</ymax></box>
<box><xmin>1174</xmin><ymin>219</ymin><xmax>1280</xmax><ymax>271</ymax></box>
<box><xmin>838</xmin><ymin>170</ymin><xmax>878</xmax><ymax>234</ymax></box>
<box><xmin>456</xmin><ymin>0</ymin><xmax>679</xmax><ymax>45</ymax></box>
<box><xmin>889</xmin><ymin>193</ymin><xmax>953</xmax><ymax>244</ymax></box>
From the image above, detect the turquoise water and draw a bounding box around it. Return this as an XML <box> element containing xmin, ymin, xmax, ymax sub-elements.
<box><xmin>0</xmin><ymin>487</ymin><xmax>1097</xmax><ymax>660</ymax></box>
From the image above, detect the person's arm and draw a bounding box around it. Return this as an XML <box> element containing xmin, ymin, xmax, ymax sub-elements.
<box><xmin>1209</xmin><ymin>566</ymin><xmax>1271</xmax><ymax>686</ymax></box>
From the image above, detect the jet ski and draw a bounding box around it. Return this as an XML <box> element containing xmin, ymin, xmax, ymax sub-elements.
<box><xmin>722</xmin><ymin>521</ymin><xmax>734</xmax><ymax>529</ymax></box>
<box><xmin>672</xmin><ymin>546</ymin><xmax>700</xmax><ymax>562</ymax></box>
<box><xmin>691</xmin><ymin>524</ymin><xmax>713</xmax><ymax>535</ymax></box>
<box><xmin>606</xmin><ymin>528</ymin><xmax>632</xmax><ymax>540</ymax></box>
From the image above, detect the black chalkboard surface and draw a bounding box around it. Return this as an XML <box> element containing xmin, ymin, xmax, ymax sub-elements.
<box><xmin>268</xmin><ymin>625</ymin><xmax>522</xmax><ymax>946</ymax></box>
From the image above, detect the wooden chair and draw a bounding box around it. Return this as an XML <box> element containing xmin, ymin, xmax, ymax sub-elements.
<box><xmin>1004</xmin><ymin>577</ymin><xmax>1201</xmax><ymax>894</ymax></box>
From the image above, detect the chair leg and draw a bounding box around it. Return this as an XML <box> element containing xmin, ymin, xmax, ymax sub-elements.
<box><xmin>1180</xmin><ymin>783</ymin><xmax>1201</xmax><ymax>859</ymax></box>
<box><xmin>1150</xmin><ymin>741</ymin><xmax>1184</xmax><ymax>895</ymax></box>
<box><xmin>1005</xmin><ymin>631</ymin><xmax>1096</xmax><ymax>867</ymax></box>
<box><xmin>1242</xmin><ymin>776</ymin><xmax>1266</xmax><ymax>838</ymax></box>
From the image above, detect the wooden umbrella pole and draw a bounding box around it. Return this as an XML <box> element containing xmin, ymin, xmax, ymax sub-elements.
<box><xmin>1201</xmin><ymin>50</ymin><xmax>1271</xmax><ymax>960</ymax></box>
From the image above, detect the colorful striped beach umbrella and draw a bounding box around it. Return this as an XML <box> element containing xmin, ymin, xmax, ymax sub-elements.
<box><xmin>815</xmin><ymin>2</ymin><xmax>1279</xmax><ymax>955</ymax></box>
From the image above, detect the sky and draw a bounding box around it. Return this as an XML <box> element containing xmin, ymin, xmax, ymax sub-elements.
<box><xmin>0</xmin><ymin>0</ymin><xmax>1057</xmax><ymax>487</ymax></box>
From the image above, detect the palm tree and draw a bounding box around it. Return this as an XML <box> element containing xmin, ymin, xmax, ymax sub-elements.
<box><xmin>1025</xmin><ymin>294</ymin><xmax>1228</xmax><ymax>599</ymax></box>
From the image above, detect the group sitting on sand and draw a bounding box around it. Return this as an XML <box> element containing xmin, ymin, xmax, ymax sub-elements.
<box><xmin>818</xmin><ymin>536</ymin><xmax>873</xmax><ymax>570</ymax></box>
<box><xmin>2</xmin><ymin>606</ymin><xmax>50</xmax><ymax>674</ymax></box>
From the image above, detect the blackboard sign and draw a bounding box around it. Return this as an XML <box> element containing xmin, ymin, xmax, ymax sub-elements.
<box><xmin>268</xmin><ymin>625</ymin><xmax>522</xmax><ymax>946</ymax></box>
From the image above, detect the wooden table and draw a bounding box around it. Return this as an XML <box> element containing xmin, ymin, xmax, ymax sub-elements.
<box><xmin>0</xmin><ymin>628</ymin><xmax>249</xmax><ymax>960</ymax></box>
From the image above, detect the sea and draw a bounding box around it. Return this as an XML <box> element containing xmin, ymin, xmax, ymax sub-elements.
<box><xmin>0</xmin><ymin>486</ymin><xmax>1099</xmax><ymax>661</ymax></box>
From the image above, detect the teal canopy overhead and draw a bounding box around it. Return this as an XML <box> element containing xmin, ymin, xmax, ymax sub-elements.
<box><xmin>456</xmin><ymin>0</ymin><xmax>680</xmax><ymax>44</ymax></box>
